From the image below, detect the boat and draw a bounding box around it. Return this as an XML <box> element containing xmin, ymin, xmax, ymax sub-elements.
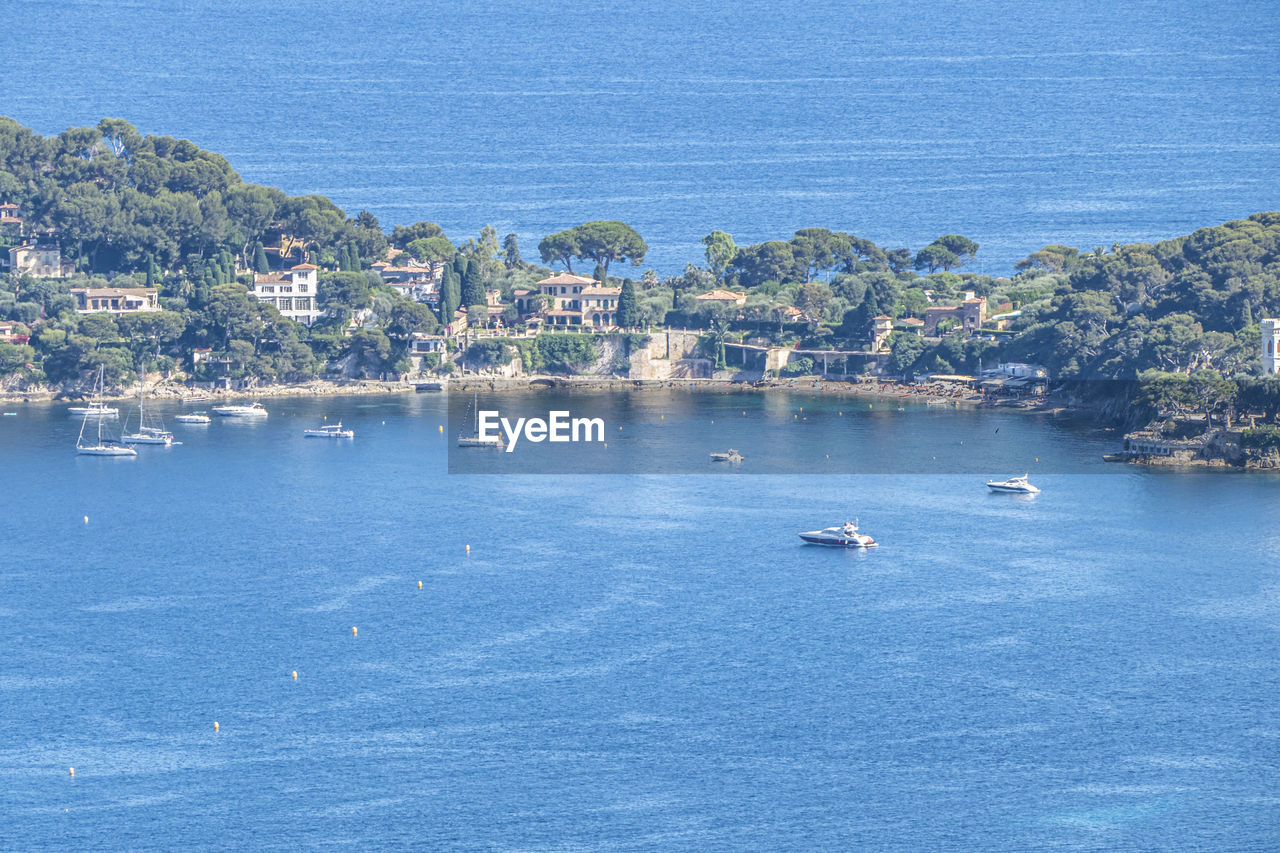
<box><xmin>457</xmin><ymin>393</ymin><xmax>503</xmax><ymax>448</ymax></box>
<box><xmin>799</xmin><ymin>520</ymin><xmax>877</xmax><ymax>548</ymax></box>
<box><xmin>986</xmin><ymin>474</ymin><xmax>1040</xmax><ymax>494</ymax></box>
<box><xmin>122</xmin><ymin>384</ymin><xmax>175</xmax><ymax>446</ymax></box>
<box><xmin>304</xmin><ymin>423</ymin><xmax>354</xmax><ymax>439</ymax></box>
<box><xmin>211</xmin><ymin>402</ymin><xmax>268</xmax><ymax>417</ymax></box>
<box><xmin>710</xmin><ymin>449</ymin><xmax>743</xmax><ymax>462</ymax></box>
<box><xmin>182</xmin><ymin>392</ymin><xmax>212</xmax><ymax>402</ymax></box>
<box><xmin>75</xmin><ymin>367</ymin><xmax>137</xmax><ymax>457</ymax></box>
<box><xmin>175</xmin><ymin>412</ymin><xmax>211</xmax><ymax>424</ymax></box>
<box><xmin>1101</xmin><ymin>453</ymin><xmax>1127</xmax><ymax>463</ymax></box>
<box><xmin>68</xmin><ymin>400</ymin><xmax>118</xmax><ymax>417</ymax></box>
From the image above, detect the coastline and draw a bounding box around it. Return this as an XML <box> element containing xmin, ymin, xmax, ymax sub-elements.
<box><xmin>2</xmin><ymin>373</ymin><xmax>1068</xmax><ymax>411</ymax></box>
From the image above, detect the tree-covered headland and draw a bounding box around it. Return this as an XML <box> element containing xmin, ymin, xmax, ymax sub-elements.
<box><xmin>1</xmin><ymin>116</ymin><xmax>1279</xmax><ymax>428</ymax></box>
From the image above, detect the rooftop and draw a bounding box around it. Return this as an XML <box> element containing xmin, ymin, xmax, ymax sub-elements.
<box><xmin>537</xmin><ymin>272</ymin><xmax>596</xmax><ymax>286</ymax></box>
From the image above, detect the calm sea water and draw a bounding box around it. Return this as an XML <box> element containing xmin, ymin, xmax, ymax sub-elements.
<box><xmin>2</xmin><ymin>0</ymin><xmax>1278</xmax><ymax>273</ymax></box>
<box><xmin>2</xmin><ymin>393</ymin><xmax>1279</xmax><ymax>849</ymax></box>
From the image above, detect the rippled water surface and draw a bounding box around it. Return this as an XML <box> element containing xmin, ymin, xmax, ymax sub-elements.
<box><xmin>2</xmin><ymin>394</ymin><xmax>1278</xmax><ymax>848</ymax></box>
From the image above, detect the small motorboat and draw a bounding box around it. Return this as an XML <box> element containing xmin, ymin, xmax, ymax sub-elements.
<box><xmin>212</xmin><ymin>402</ymin><xmax>268</xmax><ymax>417</ymax></box>
<box><xmin>457</xmin><ymin>434</ymin><xmax>503</xmax><ymax>448</ymax></box>
<box><xmin>986</xmin><ymin>474</ymin><xmax>1040</xmax><ymax>494</ymax></box>
<box><xmin>175</xmin><ymin>412</ymin><xmax>211</xmax><ymax>424</ymax></box>
<box><xmin>305</xmin><ymin>423</ymin><xmax>354</xmax><ymax>439</ymax></box>
<box><xmin>799</xmin><ymin>520</ymin><xmax>877</xmax><ymax>548</ymax></box>
<box><xmin>710</xmin><ymin>449</ymin><xmax>744</xmax><ymax>463</ymax></box>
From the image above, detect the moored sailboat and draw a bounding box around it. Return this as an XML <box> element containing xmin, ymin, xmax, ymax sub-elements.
<box><xmin>76</xmin><ymin>367</ymin><xmax>137</xmax><ymax>457</ymax></box>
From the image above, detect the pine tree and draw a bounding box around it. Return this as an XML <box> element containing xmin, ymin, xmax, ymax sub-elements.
<box><xmin>503</xmin><ymin>233</ymin><xmax>522</xmax><ymax>267</ymax></box>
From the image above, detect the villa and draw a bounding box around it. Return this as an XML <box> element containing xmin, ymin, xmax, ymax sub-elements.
<box><xmin>526</xmin><ymin>272</ymin><xmax>621</xmax><ymax>329</ymax></box>
<box><xmin>71</xmin><ymin>287</ymin><xmax>160</xmax><ymax>314</ymax></box>
<box><xmin>251</xmin><ymin>263</ymin><xmax>322</xmax><ymax>325</ymax></box>
<box><xmin>9</xmin><ymin>244</ymin><xmax>73</xmax><ymax>278</ymax></box>
<box><xmin>695</xmin><ymin>288</ymin><xmax>747</xmax><ymax>307</ymax></box>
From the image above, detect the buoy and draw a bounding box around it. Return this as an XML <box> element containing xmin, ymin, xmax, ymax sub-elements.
<box><xmin>291</xmin><ymin>670</ymin><xmax>297</xmax><ymax>681</ymax></box>
<box><xmin>465</xmin><ymin>544</ymin><xmax>470</xmax><ymax>555</ymax></box>
<box><xmin>618</xmin><ymin>426</ymin><xmax>622</xmax><ymax>430</ymax></box>
<box><xmin>323</xmin><ymin>414</ymin><xmax>327</xmax><ymax>420</ymax></box>
<box><xmin>710</xmin><ymin>420</ymin><xmax>714</xmax><ymax>424</ymax></box>
<box><xmin>69</xmin><ymin>767</ymin><xmax>74</xmax><ymax>777</ymax></box>
<box><xmin>83</xmin><ymin>516</ymin><xmax>88</xmax><ymax>524</ymax></box>
<box><xmin>839</xmin><ymin>411</ymin><xmax>843</xmax><ymax>416</ymax></box>
<box><xmin>213</xmin><ymin>721</ymin><xmax>219</xmax><ymax>732</ymax></box>
<box><xmin>742</xmin><ymin>411</ymin><xmax>746</xmax><ymax>416</ymax></box>
<box><xmin>438</xmin><ymin>425</ymin><xmax>443</xmax><ymax>433</ymax></box>
<box><xmin>382</xmin><ymin>420</ymin><xmax>385</xmax><ymax>425</ymax></box>
<box><xmin>352</xmin><ymin>626</ymin><xmax>357</xmax><ymax>637</ymax></box>
<box><xmin>1035</xmin><ymin>457</ymin><xmax>1039</xmax><ymax>462</ymax></box>
<box><xmin>868</xmin><ymin>404</ymin><xmax>872</xmax><ymax>409</ymax></box>
<box><xmin>417</xmin><ymin>580</ymin><xmax>422</xmax><ymax>589</ymax></box>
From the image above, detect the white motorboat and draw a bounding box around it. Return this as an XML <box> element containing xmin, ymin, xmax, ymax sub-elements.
<box><xmin>986</xmin><ymin>474</ymin><xmax>1040</xmax><ymax>494</ymax></box>
<box><xmin>710</xmin><ymin>449</ymin><xmax>744</xmax><ymax>462</ymax></box>
<box><xmin>175</xmin><ymin>412</ymin><xmax>211</xmax><ymax>424</ymax></box>
<box><xmin>798</xmin><ymin>520</ymin><xmax>877</xmax><ymax>548</ymax></box>
<box><xmin>76</xmin><ymin>367</ymin><xmax>137</xmax><ymax>457</ymax></box>
<box><xmin>212</xmin><ymin>402</ymin><xmax>268</xmax><ymax>417</ymax></box>
<box><xmin>304</xmin><ymin>423</ymin><xmax>354</xmax><ymax>439</ymax></box>
<box><xmin>68</xmin><ymin>401</ymin><xmax>118</xmax><ymax>417</ymax></box>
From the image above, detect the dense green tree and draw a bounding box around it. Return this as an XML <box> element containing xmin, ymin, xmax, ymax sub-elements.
<box><xmin>503</xmin><ymin>233</ymin><xmax>522</xmax><ymax>267</ymax></box>
<box><xmin>702</xmin><ymin>230</ymin><xmax>736</xmax><ymax>279</ymax></box>
<box><xmin>729</xmin><ymin>241</ymin><xmax>797</xmax><ymax>289</ymax></box>
<box><xmin>617</xmin><ymin>279</ymin><xmax>639</xmax><ymax>328</ymax></box>
<box><xmin>914</xmin><ymin>244</ymin><xmax>959</xmax><ymax>273</ymax></box>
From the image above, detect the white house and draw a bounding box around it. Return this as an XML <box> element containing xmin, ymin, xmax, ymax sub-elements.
<box><xmin>10</xmin><ymin>244</ymin><xmax>72</xmax><ymax>278</ymax></box>
<box><xmin>1263</xmin><ymin>318</ymin><xmax>1280</xmax><ymax>376</ymax></box>
<box><xmin>71</xmin><ymin>287</ymin><xmax>160</xmax><ymax>315</ymax></box>
<box><xmin>251</xmin><ymin>263</ymin><xmax>322</xmax><ymax>325</ymax></box>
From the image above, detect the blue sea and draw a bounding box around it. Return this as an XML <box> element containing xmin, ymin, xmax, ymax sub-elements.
<box><xmin>2</xmin><ymin>393</ymin><xmax>1279</xmax><ymax>849</ymax></box>
<box><xmin>2</xmin><ymin>0</ymin><xmax>1278</xmax><ymax>274</ymax></box>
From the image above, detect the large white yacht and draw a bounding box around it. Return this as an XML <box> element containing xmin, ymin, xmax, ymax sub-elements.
<box><xmin>304</xmin><ymin>423</ymin><xmax>354</xmax><ymax>439</ymax></box>
<box><xmin>212</xmin><ymin>402</ymin><xmax>268</xmax><ymax>417</ymax></box>
<box><xmin>798</xmin><ymin>520</ymin><xmax>877</xmax><ymax>548</ymax></box>
<box><xmin>68</xmin><ymin>401</ymin><xmax>118</xmax><ymax>417</ymax></box>
<box><xmin>986</xmin><ymin>474</ymin><xmax>1040</xmax><ymax>494</ymax></box>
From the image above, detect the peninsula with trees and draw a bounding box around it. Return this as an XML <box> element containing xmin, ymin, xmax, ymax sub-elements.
<box><xmin>2</xmin><ymin>117</ymin><xmax>1280</xmax><ymax>463</ymax></box>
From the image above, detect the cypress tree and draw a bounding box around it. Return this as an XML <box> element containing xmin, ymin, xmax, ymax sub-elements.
<box><xmin>617</xmin><ymin>280</ymin><xmax>638</xmax><ymax>328</ymax></box>
<box><xmin>347</xmin><ymin>241</ymin><xmax>361</xmax><ymax>271</ymax></box>
<box><xmin>254</xmin><ymin>242</ymin><xmax>270</xmax><ymax>274</ymax></box>
<box><xmin>144</xmin><ymin>254</ymin><xmax>155</xmax><ymax>288</ymax></box>
<box><xmin>339</xmin><ymin>246</ymin><xmax>352</xmax><ymax>272</ymax></box>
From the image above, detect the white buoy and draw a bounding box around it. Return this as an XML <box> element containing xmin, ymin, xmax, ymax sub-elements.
<box><xmin>69</xmin><ymin>767</ymin><xmax>74</xmax><ymax>777</ymax></box>
<box><xmin>465</xmin><ymin>544</ymin><xmax>471</xmax><ymax>555</ymax></box>
<box><xmin>417</xmin><ymin>580</ymin><xmax>423</xmax><ymax>590</ymax></box>
<box><xmin>83</xmin><ymin>516</ymin><xmax>88</xmax><ymax>524</ymax></box>
<box><xmin>291</xmin><ymin>671</ymin><xmax>297</xmax><ymax>681</ymax></box>
<box><xmin>213</xmin><ymin>721</ymin><xmax>219</xmax><ymax>732</ymax></box>
<box><xmin>352</xmin><ymin>626</ymin><xmax>357</xmax><ymax>637</ymax></box>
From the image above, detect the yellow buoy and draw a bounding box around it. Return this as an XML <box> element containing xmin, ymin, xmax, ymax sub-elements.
<box><xmin>69</xmin><ymin>767</ymin><xmax>74</xmax><ymax>777</ymax></box>
<box><xmin>83</xmin><ymin>516</ymin><xmax>88</xmax><ymax>524</ymax></box>
<box><xmin>438</xmin><ymin>425</ymin><xmax>444</xmax><ymax>433</ymax></box>
<box><xmin>1035</xmin><ymin>457</ymin><xmax>1039</xmax><ymax>462</ymax></box>
<box><xmin>291</xmin><ymin>670</ymin><xmax>297</xmax><ymax>681</ymax></box>
<box><xmin>417</xmin><ymin>580</ymin><xmax>422</xmax><ymax>590</ymax></box>
<box><xmin>382</xmin><ymin>420</ymin><xmax>385</xmax><ymax>425</ymax></box>
<box><xmin>351</xmin><ymin>626</ymin><xmax>357</xmax><ymax>637</ymax></box>
<box><xmin>213</xmin><ymin>721</ymin><xmax>219</xmax><ymax>732</ymax></box>
<box><xmin>868</xmin><ymin>404</ymin><xmax>872</xmax><ymax>409</ymax></box>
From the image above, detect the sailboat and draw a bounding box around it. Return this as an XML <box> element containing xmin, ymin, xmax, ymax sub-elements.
<box><xmin>76</xmin><ymin>367</ymin><xmax>137</xmax><ymax>457</ymax></box>
<box><xmin>122</xmin><ymin>381</ymin><xmax>175</xmax><ymax>446</ymax></box>
<box><xmin>457</xmin><ymin>393</ymin><xmax>503</xmax><ymax>448</ymax></box>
